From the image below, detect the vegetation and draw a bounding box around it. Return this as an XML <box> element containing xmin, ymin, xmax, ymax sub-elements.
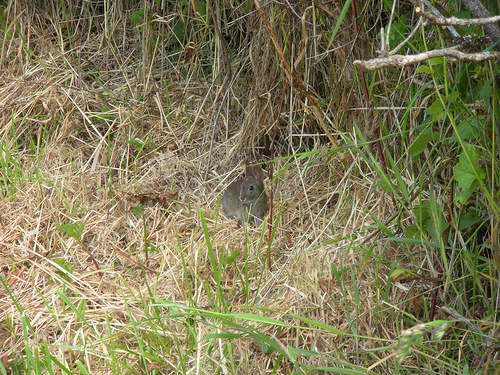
<box><xmin>0</xmin><ymin>0</ymin><xmax>498</xmax><ymax>373</ymax></box>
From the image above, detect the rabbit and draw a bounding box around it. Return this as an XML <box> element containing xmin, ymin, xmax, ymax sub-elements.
<box><xmin>222</xmin><ymin>164</ymin><xmax>269</xmax><ymax>226</ymax></box>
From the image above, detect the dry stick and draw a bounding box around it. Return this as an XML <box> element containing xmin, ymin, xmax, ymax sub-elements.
<box><xmin>355</xmin><ymin>47</ymin><xmax>500</xmax><ymax>71</ymax></box>
<box><xmin>461</xmin><ymin>0</ymin><xmax>500</xmax><ymax>48</ymax></box>
<box><xmin>357</xmin><ymin>1</ymin><xmax>500</xmax><ymax>71</ymax></box>
<box><xmin>253</xmin><ymin>0</ymin><xmax>338</xmax><ymax>150</ymax></box>
<box><xmin>416</xmin><ymin>7</ymin><xmax>500</xmax><ymax>27</ymax></box>
<box><xmin>388</xmin><ymin>18</ymin><xmax>424</xmax><ymax>56</ymax></box>
<box><xmin>416</xmin><ymin>0</ymin><xmax>500</xmax><ymax>52</ymax></box>
<box><xmin>354</xmin><ymin>0</ymin><xmax>500</xmax><ymax>71</ymax></box>
<box><xmin>418</xmin><ymin>0</ymin><xmax>461</xmax><ymax>39</ymax></box>
<box><xmin>381</xmin><ymin>0</ymin><xmax>399</xmax><ymax>55</ymax></box>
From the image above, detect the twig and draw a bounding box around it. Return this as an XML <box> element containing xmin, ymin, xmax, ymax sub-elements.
<box><xmin>461</xmin><ymin>0</ymin><xmax>500</xmax><ymax>48</ymax></box>
<box><xmin>417</xmin><ymin>0</ymin><xmax>461</xmax><ymax>39</ymax></box>
<box><xmin>354</xmin><ymin>47</ymin><xmax>500</xmax><ymax>71</ymax></box>
<box><xmin>416</xmin><ymin>7</ymin><xmax>500</xmax><ymax>27</ymax></box>
<box><xmin>387</xmin><ymin>18</ymin><xmax>424</xmax><ymax>56</ymax></box>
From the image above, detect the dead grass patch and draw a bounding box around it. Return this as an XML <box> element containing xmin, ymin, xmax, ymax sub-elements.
<box><xmin>1</xmin><ymin>0</ymin><xmax>491</xmax><ymax>373</ymax></box>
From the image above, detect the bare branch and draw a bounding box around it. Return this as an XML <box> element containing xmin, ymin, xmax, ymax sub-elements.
<box><xmin>388</xmin><ymin>18</ymin><xmax>424</xmax><ymax>56</ymax></box>
<box><xmin>354</xmin><ymin>47</ymin><xmax>500</xmax><ymax>71</ymax></box>
<box><xmin>418</xmin><ymin>0</ymin><xmax>461</xmax><ymax>39</ymax></box>
<box><xmin>461</xmin><ymin>0</ymin><xmax>500</xmax><ymax>48</ymax></box>
<box><xmin>416</xmin><ymin>7</ymin><xmax>500</xmax><ymax>27</ymax></box>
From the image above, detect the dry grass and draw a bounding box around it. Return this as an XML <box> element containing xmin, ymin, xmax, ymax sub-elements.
<box><xmin>1</xmin><ymin>0</ymin><xmax>498</xmax><ymax>374</ymax></box>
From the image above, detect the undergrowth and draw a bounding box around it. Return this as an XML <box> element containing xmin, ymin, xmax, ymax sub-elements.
<box><xmin>0</xmin><ymin>0</ymin><xmax>498</xmax><ymax>374</ymax></box>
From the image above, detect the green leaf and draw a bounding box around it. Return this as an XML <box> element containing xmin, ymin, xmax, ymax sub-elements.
<box><xmin>130</xmin><ymin>9</ymin><xmax>145</xmax><ymax>23</ymax></box>
<box><xmin>293</xmin><ymin>348</ymin><xmax>320</xmax><ymax>356</ymax></box>
<box><xmin>53</xmin><ymin>258</ymin><xmax>74</xmax><ymax>280</ymax></box>
<box><xmin>254</xmin><ymin>334</ymin><xmax>276</xmax><ymax>355</ymax></box>
<box><xmin>448</xmin><ymin>116</ymin><xmax>482</xmax><ymax>142</ymax></box>
<box><xmin>458</xmin><ymin>210</ymin><xmax>484</xmax><ymax>231</ymax></box>
<box><xmin>222</xmin><ymin>249</ymin><xmax>239</xmax><ymax>265</ymax></box>
<box><xmin>408</xmin><ymin>131</ymin><xmax>441</xmax><ymax>159</ymax></box>
<box><xmin>56</xmin><ymin>222</ymin><xmax>84</xmax><ymax>241</ymax></box>
<box><xmin>194</xmin><ymin>0</ymin><xmax>207</xmax><ymax>16</ymax></box>
<box><xmin>126</xmin><ymin>139</ymin><xmax>144</xmax><ymax>148</ymax></box>
<box><xmin>412</xmin><ymin>201</ymin><xmax>448</xmax><ymax>243</ymax></box>
<box><xmin>173</xmin><ymin>21</ymin><xmax>185</xmax><ymax>39</ymax></box>
<box><xmin>453</xmin><ymin>143</ymin><xmax>486</xmax><ymax>204</ymax></box>
<box><xmin>426</xmin><ymin>98</ymin><xmax>446</xmax><ymax>122</ymax></box>
<box><xmin>428</xmin><ymin>57</ymin><xmax>445</xmax><ymax>66</ymax></box>
<box><xmin>416</xmin><ymin>65</ymin><xmax>434</xmax><ymax>75</ymax></box>
<box><xmin>426</xmin><ymin>92</ymin><xmax>459</xmax><ymax>123</ymax></box>
<box><xmin>405</xmin><ymin>224</ymin><xmax>419</xmax><ymax>239</ymax></box>
<box><xmin>144</xmin><ymin>242</ymin><xmax>157</xmax><ymax>253</ymax></box>
<box><xmin>478</xmin><ymin>79</ymin><xmax>492</xmax><ymax>100</ymax></box>
<box><xmin>131</xmin><ymin>204</ymin><xmax>145</xmax><ymax>216</ymax></box>
<box><xmin>374</xmin><ymin>177</ymin><xmax>398</xmax><ymax>193</ymax></box>
<box><xmin>413</xmin><ymin>201</ymin><xmax>432</xmax><ymax>224</ymax></box>
<box><xmin>389</xmin><ymin>267</ymin><xmax>414</xmax><ymax>281</ymax></box>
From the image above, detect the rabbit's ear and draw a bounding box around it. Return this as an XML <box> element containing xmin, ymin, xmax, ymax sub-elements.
<box><xmin>245</xmin><ymin>165</ymin><xmax>253</xmax><ymax>176</ymax></box>
<box><xmin>250</xmin><ymin>165</ymin><xmax>263</xmax><ymax>181</ymax></box>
